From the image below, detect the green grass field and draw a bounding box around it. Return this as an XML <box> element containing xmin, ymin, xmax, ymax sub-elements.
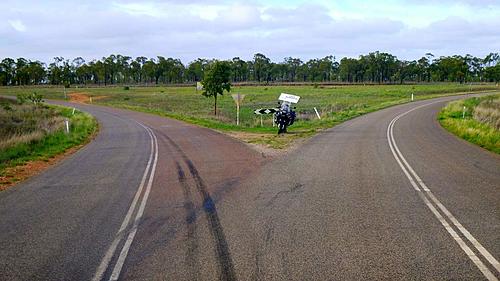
<box><xmin>1</xmin><ymin>84</ymin><xmax>498</xmax><ymax>148</ymax></box>
<box><xmin>439</xmin><ymin>94</ymin><xmax>500</xmax><ymax>154</ymax></box>
<box><xmin>0</xmin><ymin>98</ymin><xmax>97</xmax><ymax>185</ymax></box>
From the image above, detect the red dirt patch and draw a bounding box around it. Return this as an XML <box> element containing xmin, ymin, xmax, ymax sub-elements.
<box><xmin>68</xmin><ymin>92</ymin><xmax>107</xmax><ymax>104</ymax></box>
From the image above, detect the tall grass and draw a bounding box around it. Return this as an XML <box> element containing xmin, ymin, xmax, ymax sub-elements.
<box><xmin>473</xmin><ymin>98</ymin><xmax>500</xmax><ymax>130</ymax></box>
<box><xmin>439</xmin><ymin>94</ymin><xmax>500</xmax><ymax>154</ymax></box>
<box><xmin>0</xmin><ymin>98</ymin><xmax>65</xmax><ymax>149</ymax></box>
<box><xmin>0</xmin><ymin>97</ymin><xmax>97</xmax><ymax>176</ymax></box>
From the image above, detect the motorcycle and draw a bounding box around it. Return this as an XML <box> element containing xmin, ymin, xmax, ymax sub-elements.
<box><xmin>274</xmin><ymin>103</ymin><xmax>296</xmax><ymax>134</ymax></box>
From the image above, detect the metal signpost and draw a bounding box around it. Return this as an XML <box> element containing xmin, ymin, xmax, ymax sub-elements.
<box><xmin>231</xmin><ymin>93</ymin><xmax>245</xmax><ymax>126</ymax></box>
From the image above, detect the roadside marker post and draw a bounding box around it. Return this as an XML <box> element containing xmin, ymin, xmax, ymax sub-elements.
<box><xmin>411</xmin><ymin>93</ymin><xmax>414</xmax><ymax>101</ymax></box>
<box><xmin>231</xmin><ymin>93</ymin><xmax>245</xmax><ymax>126</ymax></box>
<box><xmin>462</xmin><ymin>106</ymin><xmax>466</xmax><ymax>119</ymax></box>
<box><xmin>89</xmin><ymin>96</ymin><xmax>92</xmax><ymax>103</ymax></box>
<box><xmin>314</xmin><ymin>107</ymin><xmax>321</xmax><ymax>119</ymax></box>
<box><xmin>64</xmin><ymin>119</ymin><xmax>70</xmax><ymax>133</ymax></box>
<box><xmin>72</xmin><ymin>108</ymin><xmax>76</xmax><ymax>115</ymax></box>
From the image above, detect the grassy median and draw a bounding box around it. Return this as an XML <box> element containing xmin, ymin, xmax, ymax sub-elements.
<box><xmin>0</xmin><ymin>97</ymin><xmax>97</xmax><ymax>188</ymax></box>
<box><xmin>439</xmin><ymin>94</ymin><xmax>500</xmax><ymax>154</ymax></box>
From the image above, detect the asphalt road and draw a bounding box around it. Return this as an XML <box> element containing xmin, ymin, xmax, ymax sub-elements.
<box><xmin>0</xmin><ymin>94</ymin><xmax>498</xmax><ymax>280</ymax></box>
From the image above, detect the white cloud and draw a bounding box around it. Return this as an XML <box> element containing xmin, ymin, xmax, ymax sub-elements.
<box><xmin>8</xmin><ymin>20</ymin><xmax>26</xmax><ymax>32</ymax></box>
<box><xmin>0</xmin><ymin>0</ymin><xmax>499</xmax><ymax>63</ymax></box>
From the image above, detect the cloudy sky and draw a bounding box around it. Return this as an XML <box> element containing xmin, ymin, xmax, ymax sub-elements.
<box><xmin>1</xmin><ymin>0</ymin><xmax>499</xmax><ymax>63</ymax></box>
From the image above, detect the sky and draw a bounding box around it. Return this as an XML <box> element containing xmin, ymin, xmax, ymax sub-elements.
<box><xmin>1</xmin><ymin>0</ymin><xmax>499</xmax><ymax>64</ymax></box>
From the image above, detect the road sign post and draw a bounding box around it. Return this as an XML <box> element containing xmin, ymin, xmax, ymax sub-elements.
<box><xmin>232</xmin><ymin>93</ymin><xmax>245</xmax><ymax>126</ymax></box>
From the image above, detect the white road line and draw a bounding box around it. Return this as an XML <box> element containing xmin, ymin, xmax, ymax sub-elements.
<box><xmin>110</xmin><ymin>126</ymin><xmax>159</xmax><ymax>281</ymax></box>
<box><xmin>92</xmin><ymin>123</ymin><xmax>158</xmax><ymax>281</ymax></box>
<box><xmin>387</xmin><ymin>101</ymin><xmax>499</xmax><ymax>281</ymax></box>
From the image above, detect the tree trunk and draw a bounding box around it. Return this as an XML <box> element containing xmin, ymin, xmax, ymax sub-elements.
<box><xmin>214</xmin><ymin>94</ymin><xmax>217</xmax><ymax>115</ymax></box>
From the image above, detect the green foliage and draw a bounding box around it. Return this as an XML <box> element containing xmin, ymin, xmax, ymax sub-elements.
<box><xmin>16</xmin><ymin>92</ymin><xmax>43</xmax><ymax>104</ymax></box>
<box><xmin>201</xmin><ymin>60</ymin><xmax>232</xmax><ymax>115</ymax></box>
<box><xmin>124</xmin><ymin>86</ymin><xmax>130</xmax><ymax>90</ymax></box>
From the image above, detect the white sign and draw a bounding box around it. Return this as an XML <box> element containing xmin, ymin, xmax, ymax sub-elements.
<box><xmin>196</xmin><ymin>82</ymin><xmax>203</xmax><ymax>91</ymax></box>
<box><xmin>278</xmin><ymin>93</ymin><xmax>300</xmax><ymax>103</ymax></box>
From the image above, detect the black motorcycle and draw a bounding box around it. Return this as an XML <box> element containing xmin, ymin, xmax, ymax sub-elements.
<box><xmin>275</xmin><ymin>105</ymin><xmax>296</xmax><ymax>134</ymax></box>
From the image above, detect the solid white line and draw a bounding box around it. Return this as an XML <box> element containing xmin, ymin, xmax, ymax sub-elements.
<box><xmin>109</xmin><ymin>126</ymin><xmax>159</xmax><ymax>281</ymax></box>
<box><xmin>416</xmin><ymin>191</ymin><xmax>497</xmax><ymax>281</ymax></box>
<box><xmin>387</xmin><ymin>102</ymin><xmax>499</xmax><ymax>280</ymax></box>
<box><xmin>426</xmin><ymin>191</ymin><xmax>500</xmax><ymax>273</ymax></box>
<box><xmin>92</xmin><ymin>124</ymin><xmax>155</xmax><ymax>281</ymax></box>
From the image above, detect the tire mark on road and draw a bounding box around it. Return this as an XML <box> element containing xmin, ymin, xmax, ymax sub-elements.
<box><xmin>175</xmin><ymin>161</ymin><xmax>201</xmax><ymax>280</ymax></box>
<box><xmin>157</xmin><ymin>130</ymin><xmax>237</xmax><ymax>281</ymax></box>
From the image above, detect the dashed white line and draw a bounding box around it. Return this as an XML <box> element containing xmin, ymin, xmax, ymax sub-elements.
<box><xmin>387</xmin><ymin>100</ymin><xmax>499</xmax><ymax>281</ymax></box>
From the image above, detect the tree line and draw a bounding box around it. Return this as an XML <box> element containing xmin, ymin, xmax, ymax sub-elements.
<box><xmin>1</xmin><ymin>52</ymin><xmax>499</xmax><ymax>86</ymax></box>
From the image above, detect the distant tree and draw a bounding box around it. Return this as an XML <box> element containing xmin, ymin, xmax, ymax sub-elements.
<box><xmin>187</xmin><ymin>59</ymin><xmax>205</xmax><ymax>82</ymax></box>
<box><xmin>253</xmin><ymin>53</ymin><xmax>271</xmax><ymax>82</ymax></box>
<box><xmin>201</xmin><ymin>60</ymin><xmax>231</xmax><ymax>115</ymax></box>
<box><xmin>230</xmin><ymin>57</ymin><xmax>249</xmax><ymax>82</ymax></box>
<box><xmin>284</xmin><ymin>57</ymin><xmax>302</xmax><ymax>82</ymax></box>
<box><xmin>485</xmin><ymin>64</ymin><xmax>500</xmax><ymax>82</ymax></box>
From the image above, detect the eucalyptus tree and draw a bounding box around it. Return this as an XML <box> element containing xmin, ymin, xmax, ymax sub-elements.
<box><xmin>230</xmin><ymin>57</ymin><xmax>249</xmax><ymax>82</ymax></box>
<box><xmin>252</xmin><ymin>53</ymin><xmax>271</xmax><ymax>82</ymax></box>
<box><xmin>284</xmin><ymin>57</ymin><xmax>302</xmax><ymax>82</ymax></box>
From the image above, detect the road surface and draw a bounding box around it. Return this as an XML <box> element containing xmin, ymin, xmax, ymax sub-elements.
<box><xmin>0</xmin><ymin>94</ymin><xmax>498</xmax><ymax>280</ymax></box>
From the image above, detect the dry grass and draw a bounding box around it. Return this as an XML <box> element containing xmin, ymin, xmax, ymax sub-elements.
<box><xmin>473</xmin><ymin>97</ymin><xmax>500</xmax><ymax>130</ymax></box>
<box><xmin>0</xmin><ymin>99</ymin><xmax>65</xmax><ymax>150</ymax></box>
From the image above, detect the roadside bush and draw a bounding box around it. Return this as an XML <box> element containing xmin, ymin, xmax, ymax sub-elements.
<box><xmin>16</xmin><ymin>92</ymin><xmax>44</xmax><ymax>105</ymax></box>
<box><xmin>124</xmin><ymin>86</ymin><xmax>130</xmax><ymax>90</ymax></box>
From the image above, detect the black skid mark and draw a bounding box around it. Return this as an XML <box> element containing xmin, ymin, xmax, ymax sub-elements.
<box><xmin>176</xmin><ymin>161</ymin><xmax>200</xmax><ymax>279</ymax></box>
<box><xmin>159</xmin><ymin>131</ymin><xmax>237</xmax><ymax>281</ymax></box>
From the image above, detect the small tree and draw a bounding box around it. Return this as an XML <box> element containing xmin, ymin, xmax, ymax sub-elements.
<box><xmin>201</xmin><ymin>61</ymin><xmax>231</xmax><ymax>115</ymax></box>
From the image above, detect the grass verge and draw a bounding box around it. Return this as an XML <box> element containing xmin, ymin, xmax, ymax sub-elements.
<box><xmin>438</xmin><ymin>94</ymin><xmax>500</xmax><ymax>154</ymax></box>
<box><xmin>0</xmin><ymin>99</ymin><xmax>98</xmax><ymax>189</ymax></box>
<box><xmin>1</xmin><ymin>84</ymin><xmax>499</xmax><ymax>149</ymax></box>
